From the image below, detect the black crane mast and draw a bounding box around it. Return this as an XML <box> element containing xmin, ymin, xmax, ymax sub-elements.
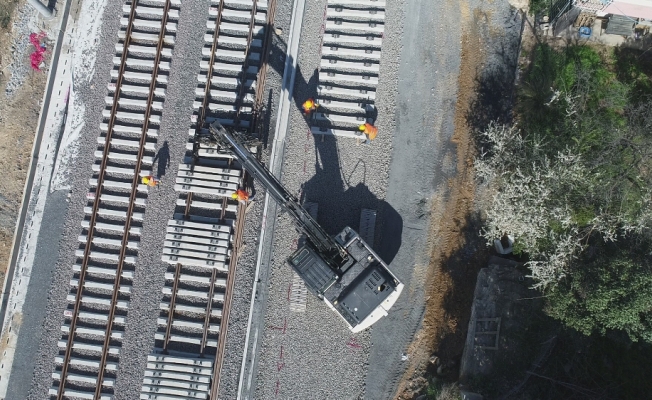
<box><xmin>202</xmin><ymin>121</ymin><xmax>403</xmax><ymax>332</ymax></box>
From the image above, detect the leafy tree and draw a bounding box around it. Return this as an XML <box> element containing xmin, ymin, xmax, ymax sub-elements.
<box><xmin>477</xmin><ymin>45</ymin><xmax>652</xmax><ymax>289</ymax></box>
<box><xmin>528</xmin><ymin>0</ymin><xmax>550</xmax><ymax>16</ymax></box>
<box><xmin>475</xmin><ymin>124</ymin><xmax>589</xmax><ymax>287</ymax></box>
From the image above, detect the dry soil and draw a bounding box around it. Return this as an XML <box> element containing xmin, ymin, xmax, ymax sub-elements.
<box><xmin>0</xmin><ymin>0</ymin><xmax>48</xmax><ymax>288</ymax></box>
<box><xmin>394</xmin><ymin>1</ymin><xmax>520</xmax><ymax>398</ymax></box>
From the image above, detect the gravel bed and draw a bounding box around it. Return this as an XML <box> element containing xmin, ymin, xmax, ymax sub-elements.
<box><xmin>13</xmin><ymin>0</ymin><xmax>425</xmax><ymax>397</ymax></box>
<box><xmin>4</xmin><ymin>4</ymin><xmax>42</xmax><ymax>98</ymax></box>
<box><xmin>2</xmin><ymin>0</ymin><xmax>267</xmax><ymax>395</ymax></box>
<box><xmin>215</xmin><ymin>189</ymin><xmax>264</xmax><ymax>397</ymax></box>
<box><xmin>214</xmin><ymin>0</ymin><xmax>294</xmax><ymax>395</ymax></box>
<box><xmin>11</xmin><ymin>0</ymin><xmax>526</xmax><ymax>397</ymax></box>
<box><xmin>212</xmin><ymin>0</ymin><xmax>298</xmax><ymax>395</ymax></box>
<box><xmin>248</xmin><ymin>0</ymin><xmax>403</xmax><ymax>396</ymax></box>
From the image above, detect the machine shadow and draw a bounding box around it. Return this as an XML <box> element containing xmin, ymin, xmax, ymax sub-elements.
<box><xmin>299</xmin><ymin>134</ymin><xmax>402</xmax><ymax>264</ymax></box>
<box><xmin>258</xmin><ymin>28</ymin><xmax>403</xmax><ymax>262</ymax></box>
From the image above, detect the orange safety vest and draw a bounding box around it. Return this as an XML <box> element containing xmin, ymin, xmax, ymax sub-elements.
<box><xmin>363</xmin><ymin>123</ymin><xmax>378</xmax><ymax>140</ymax></box>
<box><xmin>236</xmin><ymin>189</ymin><xmax>249</xmax><ymax>201</ymax></box>
<box><xmin>142</xmin><ymin>176</ymin><xmax>159</xmax><ymax>187</ymax></box>
<box><xmin>302</xmin><ymin>99</ymin><xmax>316</xmax><ymax>113</ymax></box>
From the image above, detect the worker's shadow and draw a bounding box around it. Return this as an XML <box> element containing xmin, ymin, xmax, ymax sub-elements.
<box><xmin>287</xmin><ymin>64</ymin><xmax>379</xmax><ymax>126</ymax></box>
<box><xmin>291</xmin><ymin>66</ymin><xmax>319</xmax><ymax>118</ymax></box>
<box><xmin>153</xmin><ymin>141</ymin><xmax>171</xmax><ymax>178</ymax></box>
<box><xmin>299</xmin><ymin>134</ymin><xmax>402</xmax><ymax>264</ymax></box>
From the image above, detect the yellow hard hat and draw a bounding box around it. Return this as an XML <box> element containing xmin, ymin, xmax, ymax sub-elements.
<box><xmin>231</xmin><ymin>192</ymin><xmax>238</xmax><ymax>199</ymax></box>
<box><xmin>358</xmin><ymin>124</ymin><xmax>366</xmax><ymax>131</ymax></box>
<box><xmin>142</xmin><ymin>176</ymin><xmax>149</xmax><ymax>184</ymax></box>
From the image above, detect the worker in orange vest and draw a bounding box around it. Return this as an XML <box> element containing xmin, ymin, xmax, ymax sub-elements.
<box><xmin>141</xmin><ymin>175</ymin><xmax>160</xmax><ymax>187</ymax></box>
<box><xmin>302</xmin><ymin>98</ymin><xmax>319</xmax><ymax>116</ymax></box>
<box><xmin>359</xmin><ymin>123</ymin><xmax>378</xmax><ymax>141</ymax></box>
<box><xmin>231</xmin><ymin>188</ymin><xmax>250</xmax><ymax>202</ymax></box>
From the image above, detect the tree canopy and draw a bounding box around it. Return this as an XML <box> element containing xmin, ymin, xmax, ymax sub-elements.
<box><xmin>476</xmin><ymin>43</ymin><xmax>652</xmax><ymax>340</ymax></box>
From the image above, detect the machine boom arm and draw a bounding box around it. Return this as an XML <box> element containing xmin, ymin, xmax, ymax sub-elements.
<box><xmin>209</xmin><ymin>122</ymin><xmax>347</xmax><ymax>266</ymax></box>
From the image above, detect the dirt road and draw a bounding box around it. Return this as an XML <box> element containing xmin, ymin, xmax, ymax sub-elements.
<box><xmin>389</xmin><ymin>0</ymin><xmax>523</xmax><ymax>397</ymax></box>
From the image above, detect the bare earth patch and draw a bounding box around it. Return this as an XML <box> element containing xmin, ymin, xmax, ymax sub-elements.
<box><xmin>0</xmin><ymin>0</ymin><xmax>48</xmax><ymax>286</ymax></box>
<box><xmin>395</xmin><ymin>2</ymin><xmax>500</xmax><ymax>398</ymax></box>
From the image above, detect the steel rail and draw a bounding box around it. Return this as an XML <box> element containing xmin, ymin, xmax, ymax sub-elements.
<box><xmin>163</xmin><ymin>263</ymin><xmax>182</xmax><ymax>351</ymax></box>
<box><xmin>199</xmin><ymin>268</ymin><xmax>218</xmax><ymax>356</ymax></box>
<box><xmin>94</xmin><ymin>0</ymin><xmax>173</xmax><ymax>396</ymax></box>
<box><xmin>220</xmin><ymin>196</ymin><xmax>228</xmax><ymax>220</ymax></box>
<box><xmin>179</xmin><ymin>0</ymin><xmax>238</xmax><ymax>359</ymax></box>
<box><xmin>233</xmin><ymin>0</ymin><xmax>259</xmax><ymax>124</ymax></box>
<box><xmin>251</xmin><ymin>0</ymin><xmax>276</xmax><ymax>134</ymax></box>
<box><xmin>219</xmin><ymin>159</ymin><xmax>233</xmax><ymax>221</ymax></box>
<box><xmin>55</xmin><ymin>1</ymin><xmax>139</xmax><ymax>396</ymax></box>
<box><xmin>207</xmin><ymin>0</ymin><xmax>276</xmax><ymax>395</ymax></box>
<box><xmin>200</xmin><ymin>160</ymin><xmax>239</xmax><ymax>356</ymax></box>
<box><xmin>209</xmin><ymin>201</ymin><xmax>247</xmax><ymax>399</ymax></box>
<box><xmin>198</xmin><ymin>0</ymin><xmax>225</xmax><ymax>126</ymax></box>
<box><xmin>163</xmin><ymin>0</ymin><xmax>274</xmax><ymax>396</ymax></box>
<box><xmin>186</xmin><ymin>0</ymin><xmax>225</xmax><ymax>214</ymax></box>
<box><xmin>184</xmin><ymin>192</ymin><xmax>193</xmax><ymax>218</ymax></box>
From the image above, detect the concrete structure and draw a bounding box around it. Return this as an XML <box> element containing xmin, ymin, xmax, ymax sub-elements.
<box><xmin>27</xmin><ymin>0</ymin><xmax>54</xmax><ymax>18</ymax></box>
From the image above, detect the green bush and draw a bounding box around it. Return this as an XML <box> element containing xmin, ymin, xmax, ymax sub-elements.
<box><xmin>529</xmin><ymin>0</ymin><xmax>550</xmax><ymax>16</ymax></box>
<box><xmin>546</xmin><ymin>245</ymin><xmax>652</xmax><ymax>343</ymax></box>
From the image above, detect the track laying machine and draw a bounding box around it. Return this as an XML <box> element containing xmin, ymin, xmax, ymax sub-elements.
<box><xmin>203</xmin><ymin>122</ymin><xmax>404</xmax><ymax>332</ymax></box>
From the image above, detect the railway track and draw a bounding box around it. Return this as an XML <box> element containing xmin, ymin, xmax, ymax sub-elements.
<box><xmin>139</xmin><ymin>0</ymin><xmax>276</xmax><ymax>398</ymax></box>
<box><xmin>50</xmin><ymin>0</ymin><xmax>179</xmax><ymax>398</ymax></box>
<box><xmin>311</xmin><ymin>0</ymin><xmax>387</xmax><ymax>139</ymax></box>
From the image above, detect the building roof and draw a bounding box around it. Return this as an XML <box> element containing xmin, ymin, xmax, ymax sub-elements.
<box><xmin>602</xmin><ymin>0</ymin><xmax>652</xmax><ymax>21</ymax></box>
<box><xmin>606</xmin><ymin>14</ymin><xmax>636</xmax><ymax>35</ymax></box>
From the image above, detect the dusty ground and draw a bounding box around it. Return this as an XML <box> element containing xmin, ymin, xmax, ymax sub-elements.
<box><xmin>394</xmin><ymin>5</ymin><xmax>487</xmax><ymax>398</ymax></box>
<box><xmin>0</xmin><ymin>0</ymin><xmax>48</xmax><ymax>286</ymax></box>
<box><xmin>394</xmin><ymin>2</ymin><xmax>522</xmax><ymax>398</ymax></box>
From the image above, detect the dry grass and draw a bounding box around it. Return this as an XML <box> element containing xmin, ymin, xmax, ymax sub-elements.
<box><xmin>435</xmin><ymin>383</ymin><xmax>462</xmax><ymax>400</ymax></box>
